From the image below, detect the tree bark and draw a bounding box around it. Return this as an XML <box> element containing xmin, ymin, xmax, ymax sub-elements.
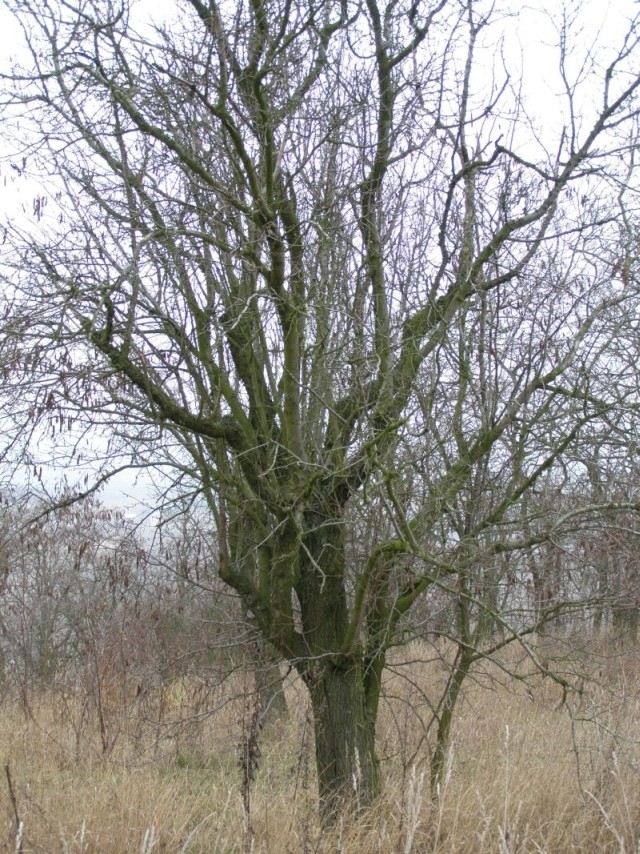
<box><xmin>295</xmin><ymin>507</ymin><xmax>382</xmax><ymax>821</ymax></box>
<box><xmin>431</xmin><ymin>646</ymin><xmax>472</xmax><ymax>794</ymax></box>
<box><xmin>308</xmin><ymin>660</ymin><xmax>379</xmax><ymax>821</ymax></box>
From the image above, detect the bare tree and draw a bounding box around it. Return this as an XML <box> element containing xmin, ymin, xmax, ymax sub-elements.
<box><xmin>2</xmin><ymin>0</ymin><xmax>640</xmax><ymax>819</ymax></box>
<box><xmin>0</xmin><ymin>495</ymin><xmax>149</xmax><ymax>691</ymax></box>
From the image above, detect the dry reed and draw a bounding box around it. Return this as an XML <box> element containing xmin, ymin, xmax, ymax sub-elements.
<box><xmin>1</xmin><ymin>639</ymin><xmax>639</xmax><ymax>852</ymax></box>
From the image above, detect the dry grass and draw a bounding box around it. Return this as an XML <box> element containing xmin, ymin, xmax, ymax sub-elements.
<box><xmin>1</xmin><ymin>639</ymin><xmax>640</xmax><ymax>852</ymax></box>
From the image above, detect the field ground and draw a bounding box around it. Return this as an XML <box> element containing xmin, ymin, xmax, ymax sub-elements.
<box><xmin>1</xmin><ymin>638</ymin><xmax>639</xmax><ymax>852</ymax></box>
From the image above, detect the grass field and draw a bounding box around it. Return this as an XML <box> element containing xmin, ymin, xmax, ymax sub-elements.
<box><xmin>1</xmin><ymin>638</ymin><xmax>639</xmax><ymax>852</ymax></box>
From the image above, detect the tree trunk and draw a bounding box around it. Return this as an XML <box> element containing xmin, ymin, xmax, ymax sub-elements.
<box><xmin>296</xmin><ymin>507</ymin><xmax>382</xmax><ymax>822</ymax></box>
<box><xmin>431</xmin><ymin>646</ymin><xmax>472</xmax><ymax>794</ymax></box>
<box><xmin>230</xmin><ymin>515</ymin><xmax>289</xmax><ymax>727</ymax></box>
<box><xmin>308</xmin><ymin>660</ymin><xmax>380</xmax><ymax>821</ymax></box>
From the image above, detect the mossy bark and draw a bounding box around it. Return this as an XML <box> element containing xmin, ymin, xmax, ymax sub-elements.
<box><xmin>296</xmin><ymin>508</ymin><xmax>382</xmax><ymax>821</ymax></box>
<box><xmin>309</xmin><ymin>660</ymin><xmax>380</xmax><ymax>820</ymax></box>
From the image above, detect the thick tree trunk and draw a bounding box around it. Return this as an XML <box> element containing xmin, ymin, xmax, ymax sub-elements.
<box><xmin>296</xmin><ymin>507</ymin><xmax>382</xmax><ymax>822</ymax></box>
<box><xmin>309</xmin><ymin>660</ymin><xmax>380</xmax><ymax>821</ymax></box>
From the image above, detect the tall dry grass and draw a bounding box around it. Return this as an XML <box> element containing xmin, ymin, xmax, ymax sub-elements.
<box><xmin>1</xmin><ymin>638</ymin><xmax>639</xmax><ymax>852</ymax></box>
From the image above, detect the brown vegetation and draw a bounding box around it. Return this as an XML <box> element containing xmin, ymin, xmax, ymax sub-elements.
<box><xmin>1</xmin><ymin>639</ymin><xmax>639</xmax><ymax>852</ymax></box>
